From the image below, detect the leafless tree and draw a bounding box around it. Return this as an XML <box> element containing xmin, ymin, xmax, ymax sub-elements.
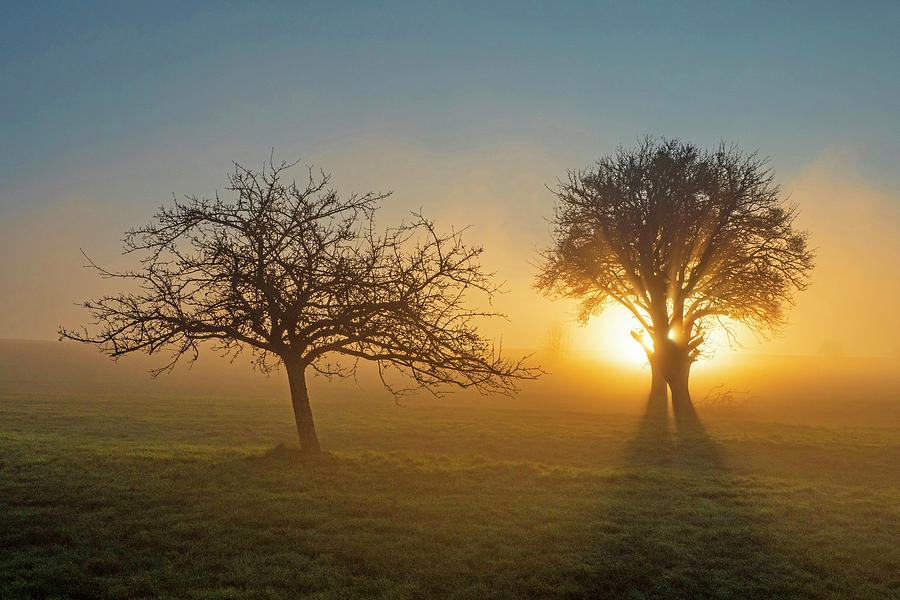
<box><xmin>544</xmin><ymin>321</ymin><xmax>570</xmax><ymax>359</ymax></box>
<box><xmin>536</xmin><ymin>138</ymin><xmax>814</xmax><ymax>419</ymax></box>
<box><xmin>60</xmin><ymin>159</ymin><xmax>539</xmax><ymax>455</ymax></box>
<box><xmin>696</xmin><ymin>384</ymin><xmax>755</xmax><ymax>410</ymax></box>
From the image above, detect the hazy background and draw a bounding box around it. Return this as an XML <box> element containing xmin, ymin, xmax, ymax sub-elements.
<box><xmin>2</xmin><ymin>2</ymin><xmax>898</xmax><ymax>419</ymax></box>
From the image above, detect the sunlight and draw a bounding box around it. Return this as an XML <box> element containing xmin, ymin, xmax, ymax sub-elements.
<box><xmin>582</xmin><ymin>306</ymin><xmax>651</xmax><ymax>366</ymax></box>
<box><xmin>572</xmin><ymin>306</ymin><xmax>742</xmax><ymax>370</ymax></box>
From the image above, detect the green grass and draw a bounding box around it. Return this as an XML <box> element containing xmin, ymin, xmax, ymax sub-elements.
<box><xmin>0</xmin><ymin>391</ymin><xmax>898</xmax><ymax>599</ymax></box>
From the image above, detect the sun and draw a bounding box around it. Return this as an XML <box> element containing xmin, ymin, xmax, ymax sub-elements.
<box><xmin>583</xmin><ymin>305</ymin><xmax>651</xmax><ymax>366</ymax></box>
<box><xmin>573</xmin><ymin>305</ymin><xmax>738</xmax><ymax>368</ymax></box>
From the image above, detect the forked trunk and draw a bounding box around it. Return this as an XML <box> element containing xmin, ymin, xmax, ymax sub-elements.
<box><xmin>285</xmin><ymin>358</ymin><xmax>322</xmax><ymax>457</ymax></box>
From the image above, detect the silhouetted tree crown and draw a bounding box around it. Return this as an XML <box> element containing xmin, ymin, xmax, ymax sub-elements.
<box><xmin>61</xmin><ymin>159</ymin><xmax>538</xmax><ymax>453</ymax></box>
<box><xmin>536</xmin><ymin>138</ymin><xmax>814</xmax><ymax>414</ymax></box>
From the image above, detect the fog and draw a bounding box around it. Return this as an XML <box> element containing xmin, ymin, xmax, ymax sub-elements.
<box><xmin>3</xmin><ymin>143</ymin><xmax>898</xmax><ymax>361</ymax></box>
<box><xmin>2</xmin><ymin>142</ymin><xmax>898</xmax><ymax>431</ymax></box>
<box><xmin>4</xmin><ymin>339</ymin><xmax>896</xmax><ymax>428</ymax></box>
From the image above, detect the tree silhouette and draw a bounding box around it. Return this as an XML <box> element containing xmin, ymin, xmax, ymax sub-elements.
<box><xmin>536</xmin><ymin>138</ymin><xmax>814</xmax><ymax>418</ymax></box>
<box><xmin>60</xmin><ymin>159</ymin><xmax>539</xmax><ymax>455</ymax></box>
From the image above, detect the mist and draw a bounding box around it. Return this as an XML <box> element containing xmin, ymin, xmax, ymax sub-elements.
<box><xmin>5</xmin><ymin>339</ymin><xmax>896</xmax><ymax>429</ymax></box>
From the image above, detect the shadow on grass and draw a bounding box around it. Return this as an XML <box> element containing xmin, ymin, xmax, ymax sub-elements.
<box><xmin>231</xmin><ymin>413</ymin><xmax>815</xmax><ymax>599</ymax></box>
<box><xmin>575</xmin><ymin>403</ymin><xmax>804</xmax><ymax>599</ymax></box>
<box><xmin>233</xmin><ymin>414</ymin><xmax>816</xmax><ymax>599</ymax></box>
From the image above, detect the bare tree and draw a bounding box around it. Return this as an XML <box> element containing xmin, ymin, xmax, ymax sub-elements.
<box><xmin>536</xmin><ymin>138</ymin><xmax>813</xmax><ymax>419</ymax></box>
<box><xmin>544</xmin><ymin>321</ymin><xmax>570</xmax><ymax>359</ymax></box>
<box><xmin>60</xmin><ymin>159</ymin><xmax>539</xmax><ymax>455</ymax></box>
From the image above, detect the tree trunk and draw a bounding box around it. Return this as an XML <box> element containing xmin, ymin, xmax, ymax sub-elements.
<box><xmin>285</xmin><ymin>358</ymin><xmax>322</xmax><ymax>457</ymax></box>
<box><xmin>668</xmin><ymin>358</ymin><xmax>697</xmax><ymax>423</ymax></box>
<box><xmin>646</xmin><ymin>358</ymin><xmax>668</xmax><ymax>418</ymax></box>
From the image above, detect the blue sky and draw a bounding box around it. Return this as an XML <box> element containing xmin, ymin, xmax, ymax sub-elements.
<box><xmin>2</xmin><ymin>1</ymin><xmax>898</xmax><ymax>201</ymax></box>
<box><xmin>1</xmin><ymin>1</ymin><xmax>898</xmax><ymax>353</ymax></box>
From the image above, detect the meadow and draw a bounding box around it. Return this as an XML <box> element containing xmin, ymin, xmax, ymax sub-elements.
<box><xmin>1</xmin><ymin>383</ymin><xmax>898</xmax><ymax>599</ymax></box>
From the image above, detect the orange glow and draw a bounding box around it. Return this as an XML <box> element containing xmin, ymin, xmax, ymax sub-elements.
<box><xmin>578</xmin><ymin>306</ymin><xmax>650</xmax><ymax>366</ymax></box>
<box><xmin>569</xmin><ymin>305</ymin><xmax>744</xmax><ymax>371</ymax></box>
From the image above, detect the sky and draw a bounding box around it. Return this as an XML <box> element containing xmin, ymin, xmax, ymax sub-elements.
<box><xmin>2</xmin><ymin>1</ymin><xmax>899</xmax><ymax>361</ymax></box>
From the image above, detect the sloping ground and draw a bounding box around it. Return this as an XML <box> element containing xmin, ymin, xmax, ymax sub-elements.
<box><xmin>1</xmin><ymin>393</ymin><xmax>898</xmax><ymax>599</ymax></box>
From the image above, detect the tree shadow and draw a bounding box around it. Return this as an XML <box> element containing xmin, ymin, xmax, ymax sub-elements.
<box><xmin>576</xmin><ymin>401</ymin><xmax>804</xmax><ymax>599</ymax></box>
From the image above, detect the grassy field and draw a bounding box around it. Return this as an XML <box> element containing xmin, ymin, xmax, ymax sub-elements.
<box><xmin>1</xmin><ymin>389</ymin><xmax>898</xmax><ymax>599</ymax></box>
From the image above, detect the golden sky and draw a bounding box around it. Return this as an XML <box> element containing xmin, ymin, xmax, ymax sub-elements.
<box><xmin>2</xmin><ymin>139</ymin><xmax>898</xmax><ymax>364</ymax></box>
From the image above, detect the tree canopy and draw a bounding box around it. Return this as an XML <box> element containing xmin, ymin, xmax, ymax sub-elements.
<box><xmin>536</xmin><ymin>138</ymin><xmax>814</xmax><ymax>415</ymax></box>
